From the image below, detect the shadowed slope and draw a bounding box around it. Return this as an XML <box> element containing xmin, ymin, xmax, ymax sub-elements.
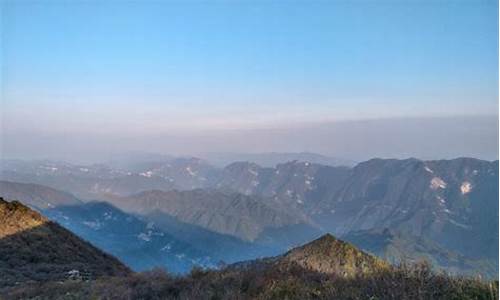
<box><xmin>0</xmin><ymin>198</ymin><xmax>130</xmax><ymax>287</ymax></box>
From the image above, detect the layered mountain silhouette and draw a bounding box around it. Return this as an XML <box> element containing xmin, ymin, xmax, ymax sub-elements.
<box><xmin>0</xmin><ymin>180</ymin><xmax>82</xmax><ymax>210</ymax></box>
<box><xmin>0</xmin><ymin>181</ymin><xmax>292</xmax><ymax>272</ymax></box>
<box><xmin>1</xmin><ymin>156</ymin><xmax>497</xmax><ymax>277</ymax></box>
<box><xmin>0</xmin><ymin>198</ymin><xmax>130</xmax><ymax>287</ymax></box>
<box><xmin>110</xmin><ymin>189</ymin><xmax>312</xmax><ymax>241</ymax></box>
<box><xmin>0</xmin><ymin>181</ymin><xmax>217</xmax><ymax>273</ymax></box>
<box><xmin>197</xmin><ymin>151</ymin><xmax>356</xmax><ymax>168</ymax></box>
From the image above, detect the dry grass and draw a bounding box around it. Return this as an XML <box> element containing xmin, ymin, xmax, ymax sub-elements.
<box><xmin>3</xmin><ymin>262</ymin><xmax>497</xmax><ymax>300</ymax></box>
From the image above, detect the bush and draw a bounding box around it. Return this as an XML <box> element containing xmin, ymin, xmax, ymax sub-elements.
<box><xmin>1</xmin><ymin>262</ymin><xmax>498</xmax><ymax>300</ymax></box>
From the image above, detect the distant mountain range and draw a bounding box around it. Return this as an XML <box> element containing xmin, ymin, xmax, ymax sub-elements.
<box><xmin>196</xmin><ymin>152</ymin><xmax>356</xmax><ymax>168</ymax></box>
<box><xmin>111</xmin><ymin>189</ymin><xmax>312</xmax><ymax>241</ymax></box>
<box><xmin>0</xmin><ymin>156</ymin><xmax>497</xmax><ymax>277</ymax></box>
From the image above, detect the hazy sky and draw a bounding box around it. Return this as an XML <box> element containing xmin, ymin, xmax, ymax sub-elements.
<box><xmin>1</xmin><ymin>0</ymin><xmax>498</xmax><ymax>162</ymax></box>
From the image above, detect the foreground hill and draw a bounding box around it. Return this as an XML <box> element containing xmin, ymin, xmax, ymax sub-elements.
<box><xmin>231</xmin><ymin>234</ymin><xmax>390</xmax><ymax>277</ymax></box>
<box><xmin>0</xmin><ymin>198</ymin><xmax>130</xmax><ymax>287</ymax></box>
<box><xmin>2</xmin><ymin>234</ymin><xmax>496</xmax><ymax>300</ymax></box>
<box><xmin>275</xmin><ymin>234</ymin><xmax>389</xmax><ymax>276</ymax></box>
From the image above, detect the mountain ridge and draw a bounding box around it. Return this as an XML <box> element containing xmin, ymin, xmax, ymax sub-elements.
<box><xmin>0</xmin><ymin>197</ymin><xmax>130</xmax><ymax>287</ymax></box>
<box><xmin>1</xmin><ymin>156</ymin><xmax>497</xmax><ymax>277</ymax></box>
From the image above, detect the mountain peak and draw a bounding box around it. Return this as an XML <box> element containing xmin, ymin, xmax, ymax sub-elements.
<box><xmin>279</xmin><ymin>233</ymin><xmax>389</xmax><ymax>276</ymax></box>
<box><xmin>314</xmin><ymin>233</ymin><xmax>337</xmax><ymax>242</ymax></box>
<box><xmin>287</xmin><ymin>233</ymin><xmax>356</xmax><ymax>254</ymax></box>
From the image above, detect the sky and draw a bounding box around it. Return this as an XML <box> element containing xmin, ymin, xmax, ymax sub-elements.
<box><xmin>1</xmin><ymin>0</ymin><xmax>499</xmax><ymax>162</ymax></box>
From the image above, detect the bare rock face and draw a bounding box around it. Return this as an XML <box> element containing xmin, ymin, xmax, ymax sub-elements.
<box><xmin>0</xmin><ymin>199</ymin><xmax>48</xmax><ymax>237</ymax></box>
